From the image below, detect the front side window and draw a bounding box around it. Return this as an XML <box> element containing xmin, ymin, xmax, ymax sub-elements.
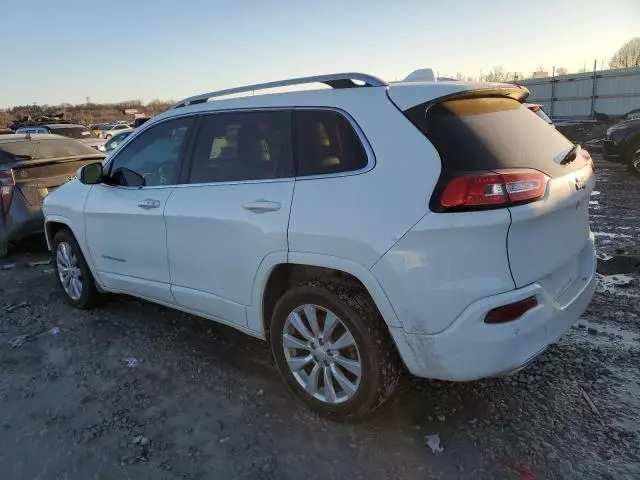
<box><xmin>294</xmin><ymin>110</ymin><xmax>368</xmax><ymax>177</ymax></box>
<box><xmin>108</xmin><ymin>116</ymin><xmax>193</xmax><ymax>187</ymax></box>
<box><xmin>188</xmin><ymin>110</ymin><xmax>293</xmax><ymax>183</ymax></box>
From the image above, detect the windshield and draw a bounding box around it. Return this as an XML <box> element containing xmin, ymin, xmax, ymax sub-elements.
<box><xmin>0</xmin><ymin>138</ymin><xmax>103</xmax><ymax>162</ymax></box>
<box><xmin>49</xmin><ymin>126</ymin><xmax>97</xmax><ymax>139</ymax></box>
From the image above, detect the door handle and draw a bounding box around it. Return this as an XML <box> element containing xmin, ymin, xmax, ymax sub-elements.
<box><xmin>242</xmin><ymin>200</ymin><xmax>281</xmax><ymax>213</ymax></box>
<box><xmin>137</xmin><ymin>199</ymin><xmax>161</xmax><ymax>210</ymax></box>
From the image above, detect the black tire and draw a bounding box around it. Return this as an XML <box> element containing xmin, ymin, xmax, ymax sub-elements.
<box><xmin>52</xmin><ymin>229</ymin><xmax>101</xmax><ymax>309</ymax></box>
<box><xmin>269</xmin><ymin>279</ymin><xmax>403</xmax><ymax>420</ymax></box>
<box><xmin>626</xmin><ymin>139</ymin><xmax>640</xmax><ymax>179</ymax></box>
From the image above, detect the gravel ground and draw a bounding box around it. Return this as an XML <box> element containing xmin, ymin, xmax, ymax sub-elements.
<box><xmin>1</xmin><ymin>136</ymin><xmax>638</xmax><ymax>479</ymax></box>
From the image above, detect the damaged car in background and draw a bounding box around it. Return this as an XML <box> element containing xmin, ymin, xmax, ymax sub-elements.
<box><xmin>14</xmin><ymin>122</ymin><xmax>106</xmax><ymax>150</ymax></box>
<box><xmin>602</xmin><ymin>116</ymin><xmax>640</xmax><ymax>178</ymax></box>
<box><xmin>0</xmin><ymin>134</ymin><xmax>105</xmax><ymax>257</ymax></box>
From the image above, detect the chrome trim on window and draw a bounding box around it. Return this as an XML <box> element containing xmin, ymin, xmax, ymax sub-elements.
<box><xmin>171</xmin><ymin>107</ymin><xmax>375</xmax><ymax>189</ymax></box>
<box><xmin>105</xmin><ymin>107</ymin><xmax>375</xmax><ymax>190</ymax></box>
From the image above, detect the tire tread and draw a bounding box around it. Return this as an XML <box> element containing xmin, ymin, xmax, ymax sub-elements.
<box><xmin>270</xmin><ymin>277</ymin><xmax>403</xmax><ymax>419</ymax></box>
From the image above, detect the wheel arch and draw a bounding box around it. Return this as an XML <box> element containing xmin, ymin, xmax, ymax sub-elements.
<box><xmin>45</xmin><ymin>216</ymin><xmax>103</xmax><ymax>290</ymax></box>
<box><xmin>248</xmin><ymin>252</ymin><xmax>402</xmax><ymax>336</ymax></box>
<box><xmin>623</xmin><ymin>132</ymin><xmax>640</xmax><ymax>159</ymax></box>
<box><xmin>45</xmin><ymin>218</ymin><xmax>73</xmax><ymax>251</ymax></box>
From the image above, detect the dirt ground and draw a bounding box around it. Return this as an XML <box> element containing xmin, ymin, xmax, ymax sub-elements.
<box><xmin>1</xmin><ymin>131</ymin><xmax>638</xmax><ymax>479</ymax></box>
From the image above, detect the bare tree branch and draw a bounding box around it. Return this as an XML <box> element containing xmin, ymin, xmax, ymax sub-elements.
<box><xmin>609</xmin><ymin>38</ymin><xmax>640</xmax><ymax>69</ymax></box>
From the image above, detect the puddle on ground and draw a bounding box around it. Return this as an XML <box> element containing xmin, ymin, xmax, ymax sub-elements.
<box><xmin>571</xmin><ymin>319</ymin><xmax>639</xmax><ymax>349</ymax></box>
<box><xmin>589</xmin><ymin>322</ymin><xmax>639</xmax><ymax>346</ymax></box>
<box><xmin>594</xmin><ymin>232</ymin><xmax>633</xmax><ymax>239</ymax></box>
<box><xmin>597</xmin><ymin>256</ymin><xmax>640</xmax><ymax>275</ymax></box>
<box><xmin>596</xmin><ymin>273</ymin><xmax>638</xmax><ymax>296</ymax></box>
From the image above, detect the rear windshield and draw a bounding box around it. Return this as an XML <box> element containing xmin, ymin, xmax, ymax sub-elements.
<box><xmin>407</xmin><ymin>96</ymin><xmax>577</xmax><ymax>178</ymax></box>
<box><xmin>48</xmin><ymin>126</ymin><xmax>97</xmax><ymax>139</ymax></box>
<box><xmin>0</xmin><ymin>138</ymin><xmax>103</xmax><ymax>162</ymax></box>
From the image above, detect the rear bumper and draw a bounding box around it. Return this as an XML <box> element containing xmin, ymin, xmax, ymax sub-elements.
<box><xmin>390</xmin><ymin>236</ymin><xmax>596</xmax><ymax>381</ymax></box>
<box><xmin>0</xmin><ymin>194</ymin><xmax>44</xmax><ymax>244</ymax></box>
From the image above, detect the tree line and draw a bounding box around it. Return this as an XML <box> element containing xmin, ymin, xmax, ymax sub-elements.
<box><xmin>1</xmin><ymin>99</ymin><xmax>175</xmax><ymax>127</ymax></box>
<box><xmin>2</xmin><ymin>38</ymin><xmax>639</xmax><ymax>128</ymax></box>
<box><xmin>452</xmin><ymin>37</ymin><xmax>640</xmax><ymax>82</ymax></box>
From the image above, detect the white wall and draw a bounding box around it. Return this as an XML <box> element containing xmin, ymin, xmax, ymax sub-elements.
<box><xmin>519</xmin><ymin>67</ymin><xmax>640</xmax><ymax>120</ymax></box>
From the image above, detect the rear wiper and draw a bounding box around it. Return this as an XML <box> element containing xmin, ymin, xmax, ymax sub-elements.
<box><xmin>560</xmin><ymin>145</ymin><xmax>578</xmax><ymax>165</ymax></box>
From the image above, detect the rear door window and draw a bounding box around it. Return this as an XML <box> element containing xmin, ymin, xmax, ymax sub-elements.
<box><xmin>294</xmin><ymin>110</ymin><xmax>368</xmax><ymax>177</ymax></box>
<box><xmin>188</xmin><ymin>110</ymin><xmax>293</xmax><ymax>183</ymax></box>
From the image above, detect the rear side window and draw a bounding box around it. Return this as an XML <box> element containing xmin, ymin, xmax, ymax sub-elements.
<box><xmin>405</xmin><ymin>97</ymin><xmax>576</xmax><ymax>179</ymax></box>
<box><xmin>189</xmin><ymin>111</ymin><xmax>293</xmax><ymax>183</ymax></box>
<box><xmin>294</xmin><ymin>110</ymin><xmax>368</xmax><ymax>177</ymax></box>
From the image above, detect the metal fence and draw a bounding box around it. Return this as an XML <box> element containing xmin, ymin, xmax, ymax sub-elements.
<box><xmin>518</xmin><ymin>67</ymin><xmax>640</xmax><ymax>121</ymax></box>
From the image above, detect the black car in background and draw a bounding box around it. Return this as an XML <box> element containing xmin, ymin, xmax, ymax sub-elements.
<box><xmin>0</xmin><ymin>134</ymin><xmax>105</xmax><ymax>257</ymax></box>
<box><xmin>602</xmin><ymin>118</ymin><xmax>640</xmax><ymax>178</ymax></box>
<box><xmin>132</xmin><ymin>116</ymin><xmax>151</xmax><ymax>128</ymax></box>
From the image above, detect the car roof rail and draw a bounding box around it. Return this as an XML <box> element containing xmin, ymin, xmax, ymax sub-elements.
<box><xmin>172</xmin><ymin>72</ymin><xmax>387</xmax><ymax>108</ymax></box>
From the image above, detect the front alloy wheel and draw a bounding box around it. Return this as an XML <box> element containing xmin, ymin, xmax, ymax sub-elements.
<box><xmin>56</xmin><ymin>241</ymin><xmax>83</xmax><ymax>301</ymax></box>
<box><xmin>631</xmin><ymin>147</ymin><xmax>640</xmax><ymax>177</ymax></box>
<box><xmin>52</xmin><ymin>230</ymin><xmax>100</xmax><ymax>309</ymax></box>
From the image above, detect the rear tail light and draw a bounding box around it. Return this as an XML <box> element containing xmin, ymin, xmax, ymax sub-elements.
<box><xmin>579</xmin><ymin>148</ymin><xmax>595</xmax><ymax>173</ymax></box>
<box><xmin>485</xmin><ymin>296</ymin><xmax>538</xmax><ymax>324</ymax></box>
<box><xmin>440</xmin><ymin>169</ymin><xmax>548</xmax><ymax>210</ymax></box>
<box><xmin>0</xmin><ymin>169</ymin><xmax>15</xmax><ymax>214</ymax></box>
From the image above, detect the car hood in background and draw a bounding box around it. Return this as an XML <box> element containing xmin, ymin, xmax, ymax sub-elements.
<box><xmin>79</xmin><ymin>138</ymin><xmax>106</xmax><ymax>148</ymax></box>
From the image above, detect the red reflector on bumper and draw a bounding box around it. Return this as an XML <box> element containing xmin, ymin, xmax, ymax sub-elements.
<box><xmin>484</xmin><ymin>296</ymin><xmax>538</xmax><ymax>324</ymax></box>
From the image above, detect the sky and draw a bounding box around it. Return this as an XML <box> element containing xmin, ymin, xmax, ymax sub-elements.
<box><xmin>2</xmin><ymin>0</ymin><xmax>639</xmax><ymax>108</ymax></box>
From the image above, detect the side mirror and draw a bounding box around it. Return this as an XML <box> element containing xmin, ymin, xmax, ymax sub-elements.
<box><xmin>79</xmin><ymin>162</ymin><xmax>104</xmax><ymax>185</ymax></box>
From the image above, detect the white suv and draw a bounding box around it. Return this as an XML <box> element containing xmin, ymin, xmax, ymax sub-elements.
<box><xmin>43</xmin><ymin>72</ymin><xmax>597</xmax><ymax>418</ymax></box>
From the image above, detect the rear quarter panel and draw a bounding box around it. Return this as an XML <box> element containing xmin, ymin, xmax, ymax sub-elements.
<box><xmin>287</xmin><ymin>89</ymin><xmax>441</xmax><ymax>269</ymax></box>
<box><xmin>371</xmin><ymin>209</ymin><xmax>514</xmax><ymax>334</ymax></box>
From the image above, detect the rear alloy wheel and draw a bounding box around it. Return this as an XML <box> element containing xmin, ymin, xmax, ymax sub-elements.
<box><xmin>627</xmin><ymin>140</ymin><xmax>640</xmax><ymax>179</ymax></box>
<box><xmin>53</xmin><ymin>230</ymin><xmax>100</xmax><ymax>309</ymax></box>
<box><xmin>282</xmin><ymin>304</ymin><xmax>362</xmax><ymax>404</ymax></box>
<box><xmin>270</xmin><ymin>280</ymin><xmax>403</xmax><ymax>419</ymax></box>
